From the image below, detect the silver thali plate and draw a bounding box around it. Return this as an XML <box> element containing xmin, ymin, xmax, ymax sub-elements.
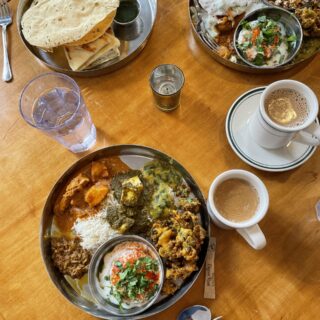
<box><xmin>17</xmin><ymin>0</ymin><xmax>157</xmax><ymax>77</ymax></box>
<box><xmin>189</xmin><ymin>0</ymin><xmax>320</xmax><ymax>74</ymax></box>
<box><xmin>40</xmin><ymin>145</ymin><xmax>210</xmax><ymax>319</ymax></box>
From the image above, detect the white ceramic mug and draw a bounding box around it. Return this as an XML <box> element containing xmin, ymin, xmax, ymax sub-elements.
<box><xmin>207</xmin><ymin>170</ymin><xmax>269</xmax><ymax>250</ymax></box>
<box><xmin>249</xmin><ymin>80</ymin><xmax>320</xmax><ymax>149</ymax></box>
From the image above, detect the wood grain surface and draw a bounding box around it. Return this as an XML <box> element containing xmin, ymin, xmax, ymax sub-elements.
<box><xmin>0</xmin><ymin>1</ymin><xmax>319</xmax><ymax>319</ymax></box>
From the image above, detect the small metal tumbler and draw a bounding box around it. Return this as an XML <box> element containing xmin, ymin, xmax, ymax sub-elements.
<box><xmin>149</xmin><ymin>64</ymin><xmax>185</xmax><ymax>112</ymax></box>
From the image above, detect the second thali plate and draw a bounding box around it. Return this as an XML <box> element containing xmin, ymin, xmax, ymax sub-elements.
<box><xmin>17</xmin><ymin>0</ymin><xmax>157</xmax><ymax>77</ymax></box>
<box><xmin>189</xmin><ymin>0</ymin><xmax>320</xmax><ymax>73</ymax></box>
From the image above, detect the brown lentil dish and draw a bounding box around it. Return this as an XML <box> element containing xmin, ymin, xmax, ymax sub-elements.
<box><xmin>51</xmin><ymin>237</ymin><xmax>91</xmax><ymax>279</ymax></box>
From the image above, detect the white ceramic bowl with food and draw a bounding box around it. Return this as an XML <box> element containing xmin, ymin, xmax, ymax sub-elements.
<box><xmin>234</xmin><ymin>7</ymin><xmax>303</xmax><ymax>69</ymax></box>
<box><xmin>88</xmin><ymin>235</ymin><xmax>164</xmax><ymax>316</ymax></box>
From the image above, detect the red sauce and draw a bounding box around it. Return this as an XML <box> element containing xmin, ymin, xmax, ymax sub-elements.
<box><xmin>108</xmin><ymin>242</ymin><xmax>161</xmax><ymax>303</ymax></box>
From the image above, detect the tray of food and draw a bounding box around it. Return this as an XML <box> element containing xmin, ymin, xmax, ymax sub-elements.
<box><xmin>17</xmin><ymin>0</ymin><xmax>157</xmax><ymax>76</ymax></box>
<box><xmin>189</xmin><ymin>0</ymin><xmax>320</xmax><ymax>73</ymax></box>
<box><xmin>41</xmin><ymin>145</ymin><xmax>210</xmax><ymax>319</ymax></box>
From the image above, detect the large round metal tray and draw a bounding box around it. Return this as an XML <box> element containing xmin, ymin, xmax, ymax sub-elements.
<box><xmin>189</xmin><ymin>0</ymin><xmax>320</xmax><ymax>74</ymax></box>
<box><xmin>40</xmin><ymin>145</ymin><xmax>210</xmax><ymax>319</ymax></box>
<box><xmin>17</xmin><ymin>0</ymin><xmax>157</xmax><ymax>77</ymax></box>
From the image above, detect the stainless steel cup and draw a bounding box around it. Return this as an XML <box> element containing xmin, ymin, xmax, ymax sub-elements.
<box><xmin>149</xmin><ymin>64</ymin><xmax>185</xmax><ymax>112</ymax></box>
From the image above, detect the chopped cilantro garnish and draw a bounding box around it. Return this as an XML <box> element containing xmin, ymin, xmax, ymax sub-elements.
<box><xmin>238</xmin><ymin>14</ymin><xmax>292</xmax><ymax>66</ymax></box>
<box><xmin>287</xmin><ymin>34</ymin><xmax>297</xmax><ymax>42</ymax></box>
<box><xmin>254</xmin><ymin>53</ymin><xmax>265</xmax><ymax>66</ymax></box>
<box><xmin>258</xmin><ymin>15</ymin><xmax>267</xmax><ymax>23</ymax></box>
<box><xmin>119</xmin><ymin>268</ymin><xmax>130</xmax><ymax>280</ymax></box>
<box><xmin>240</xmin><ymin>20</ymin><xmax>252</xmax><ymax>30</ymax></box>
<box><xmin>110</xmin><ymin>257</ymin><xmax>160</xmax><ymax>305</ymax></box>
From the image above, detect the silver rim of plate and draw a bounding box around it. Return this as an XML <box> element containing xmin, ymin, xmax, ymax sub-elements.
<box><xmin>40</xmin><ymin>144</ymin><xmax>210</xmax><ymax>319</ymax></box>
<box><xmin>225</xmin><ymin>87</ymin><xmax>318</xmax><ymax>172</ymax></box>
<box><xmin>189</xmin><ymin>0</ymin><xmax>320</xmax><ymax>74</ymax></box>
<box><xmin>17</xmin><ymin>0</ymin><xmax>157</xmax><ymax>77</ymax></box>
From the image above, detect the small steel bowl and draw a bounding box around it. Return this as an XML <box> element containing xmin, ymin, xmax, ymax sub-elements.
<box><xmin>88</xmin><ymin>235</ymin><xmax>164</xmax><ymax>317</ymax></box>
<box><xmin>234</xmin><ymin>7</ymin><xmax>303</xmax><ymax>69</ymax></box>
<box><xmin>114</xmin><ymin>0</ymin><xmax>141</xmax><ymax>26</ymax></box>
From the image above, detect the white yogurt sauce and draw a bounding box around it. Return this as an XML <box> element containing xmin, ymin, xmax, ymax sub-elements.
<box><xmin>97</xmin><ymin>242</ymin><xmax>159</xmax><ymax>310</ymax></box>
<box><xmin>237</xmin><ymin>19</ymin><xmax>289</xmax><ymax>66</ymax></box>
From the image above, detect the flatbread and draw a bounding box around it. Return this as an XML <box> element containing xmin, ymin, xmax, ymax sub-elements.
<box><xmin>87</xmin><ymin>47</ymin><xmax>120</xmax><ymax>68</ymax></box>
<box><xmin>64</xmin><ymin>33</ymin><xmax>120</xmax><ymax>71</ymax></box>
<box><xmin>21</xmin><ymin>0</ymin><xmax>119</xmax><ymax>49</ymax></box>
<box><xmin>65</xmin><ymin>12</ymin><xmax>116</xmax><ymax>46</ymax></box>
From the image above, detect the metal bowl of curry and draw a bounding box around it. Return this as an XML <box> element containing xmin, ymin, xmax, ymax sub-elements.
<box><xmin>189</xmin><ymin>0</ymin><xmax>320</xmax><ymax>73</ymax></box>
<box><xmin>234</xmin><ymin>7</ymin><xmax>303</xmax><ymax>69</ymax></box>
<box><xmin>40</xmin><ymin>144</ymin><xmax>210</xmax><ymax>319</ymax></box>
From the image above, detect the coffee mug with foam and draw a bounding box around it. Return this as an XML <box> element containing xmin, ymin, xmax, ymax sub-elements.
<box><xmin>207</xmin><ymin>170</ymin><xmax>269</xmax><ymax>250</ymax></box>
<box><xmin>249</xmin><ymin>80</ymin><xmax>320</xmax><ymax>149</ymax></box>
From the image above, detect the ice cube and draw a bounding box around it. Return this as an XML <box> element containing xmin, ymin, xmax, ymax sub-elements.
<box><xmin>33</xmin><ymin>88</ymin><xmax>77</xmax><ymax>128</ymax></box>
<box><xmin>64</xmin><ymin>90</ymin><xmax>79</xmax><ymax>110</ymax></box>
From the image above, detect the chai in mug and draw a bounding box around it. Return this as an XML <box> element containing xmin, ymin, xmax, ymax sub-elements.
<box><xmin>265</xmin><ymin>88</ymin><xmax>309</xmax><ymax>128</ymax></box>
<box><xmin>249</xmin><ymin>80</ymin><xmax>320</xmax><ymax>149</ymax></box>
<box><xmin>207</xmin><ymin>169</ymin><xmax>269</xmax><ymax>250</ymax></box>
<box><xmin>213</xmin><ymin>178</ymin><xmax>259</xmax><ymax>223</ymax></box>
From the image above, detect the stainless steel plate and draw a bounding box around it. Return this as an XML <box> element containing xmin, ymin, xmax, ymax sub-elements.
<box><xmin>17</xmin><ymin>0</ymin><xmax>157</xmax><ymax>77</ymax></box>
<box><xmin>189</xmin><ymin>0</ymin><xmax>320</xmax><ymax>74</ymax></box>
<box><xmin>40</xmin><ymin>145</ymin><xmax>210</xmax><ymax>319</ymax></box>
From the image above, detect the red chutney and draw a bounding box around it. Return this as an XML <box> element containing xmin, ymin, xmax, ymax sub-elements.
<box><xmin>109</xmin><ymin>242</ymin><xmax>160</xmax><ymax>304</ymax></box>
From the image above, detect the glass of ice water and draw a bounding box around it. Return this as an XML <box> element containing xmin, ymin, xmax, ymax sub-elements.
<box><xmin>149</xmin><ymin>64</ymin><xmax>185</xmax><ymax>112</ymax></box>
<box><xmin>19</xmin><ymin>72</ymin><xmax>96</xmax><ymax>153</ymax></box>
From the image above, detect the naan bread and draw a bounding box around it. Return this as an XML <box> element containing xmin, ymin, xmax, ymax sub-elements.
<box><xmin>87</xmin><ymin>48</ymin><xmax>120</xmax><ymax>69</ymax></box>
<box><xmin>21</xmin><ymin>0</ymin><xmax>119</xmax><ymax>49</ymax></box>
<box><xmin>64</xmin><ymin>33</ymin><xmax>120</xmax><ymax>71</ymax></box>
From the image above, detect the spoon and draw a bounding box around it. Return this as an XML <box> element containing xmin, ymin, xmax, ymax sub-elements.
<box><xmin>190</xmin><ymin>0</ymin><xmax>220</xmax><ymax>52</ymax></box>
<box><xmin>177</xmin><ymin>305</ymin><xmax>223</xmax><ymax>320</ymax></box>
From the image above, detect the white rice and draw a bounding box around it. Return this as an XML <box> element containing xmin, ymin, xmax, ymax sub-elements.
<box><xmin>72</xmin><ymin>192</ymin><xmax>120</xmax><ymax>252</ymax></box>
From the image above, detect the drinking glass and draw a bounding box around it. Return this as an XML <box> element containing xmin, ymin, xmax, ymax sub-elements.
<box><xmin>19</xmin><ymin>72</ymin><xmax>96</xmax><ymax>153</ymax></box>
<box><xmin>149</xmin><ymin>64</ymin><xmax>185</xmax><ymax>112</ymax></box>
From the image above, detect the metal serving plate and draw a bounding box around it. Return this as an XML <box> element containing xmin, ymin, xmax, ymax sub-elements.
<box><xmin>189</xmin><ymin>0</ymin><xmax>320</xmax><ymax>74</ymax></box>
<box><xmin>40</xmin><ymin>145</ymin><xmax>210</xmax><ymax>319</ymax></box>
<box><xmin>17</xmin><ymin>0</ymin><xmax>157</xmax><ymax>77</ymax></box>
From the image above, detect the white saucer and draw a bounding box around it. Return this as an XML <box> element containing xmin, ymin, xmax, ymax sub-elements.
<box><xmin>225</xmin><ymin>87</ymin><xmax>318</xmax><ymax>172</ymax></box>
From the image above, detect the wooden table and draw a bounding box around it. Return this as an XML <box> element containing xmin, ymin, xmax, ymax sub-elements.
<box><xmin>1</xmin><ymin>1</ymin><xmax>319</xmax><ymax>319</ymax></box>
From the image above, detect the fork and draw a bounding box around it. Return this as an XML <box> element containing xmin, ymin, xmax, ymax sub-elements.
<box><xmin>199</xmin><ymin>22</ymin><xmax>220</xmax><ymax>52</ymax></box>
<box><xmin>0</xmin><ymin>0</ymin><xmax>12</xmax><ymax>82</ymax></box>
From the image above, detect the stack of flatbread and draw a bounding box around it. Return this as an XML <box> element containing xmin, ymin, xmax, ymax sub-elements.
<box><xmin>21</xmin><ymin>0</ymin><xmax>120</xmax><ymax>71</ymax></box>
